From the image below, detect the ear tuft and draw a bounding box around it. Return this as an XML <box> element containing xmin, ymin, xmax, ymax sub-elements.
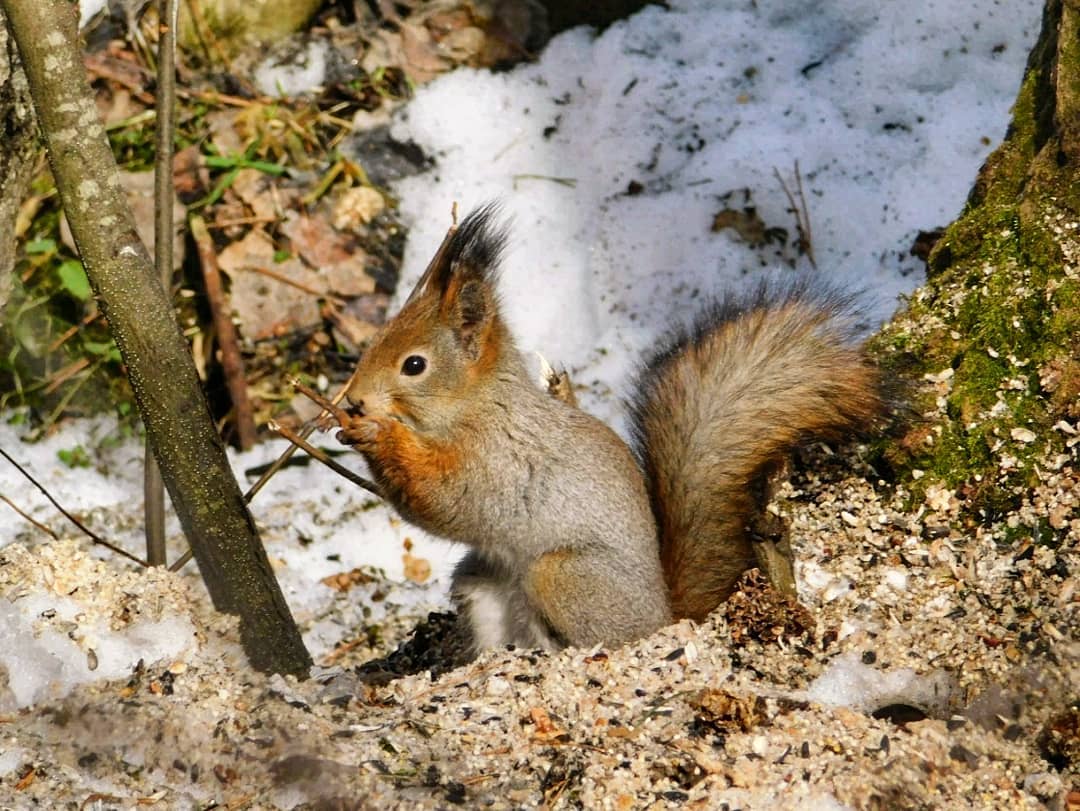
<box><xmin>435</xmin><ymin>202</ymin><xmax>509</xmax><ymax>291</ymax></box>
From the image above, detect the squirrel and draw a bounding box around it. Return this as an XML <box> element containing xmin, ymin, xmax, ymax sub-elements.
<box><xmin>335</xmin><ymin>204</ymin><xmax>886</xmax><ymax>655</ymax></box>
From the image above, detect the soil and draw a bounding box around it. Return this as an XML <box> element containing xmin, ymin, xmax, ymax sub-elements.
<box><xmin>1</xmin><ymin>440</ymin><xmax>1076</xmax><ymax>810</ymax></box>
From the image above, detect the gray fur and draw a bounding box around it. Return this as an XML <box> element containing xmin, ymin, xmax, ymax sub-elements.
<box><xmin>439</xmin><ymin>351</ymin><xmax>672</xmax><ymax>654</ymax></box>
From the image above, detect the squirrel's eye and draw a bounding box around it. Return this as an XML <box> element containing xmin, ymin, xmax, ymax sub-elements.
<box><xmin>401</xmin><ymin>355</ymin><xmax>427</xmax><ymax>376</ymax></box>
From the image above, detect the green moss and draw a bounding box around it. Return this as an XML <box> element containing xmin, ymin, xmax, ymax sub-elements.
<box><xmin>872</xmin><ymin>21</ymin><xmax>1078</xmax><ymax>519</ymax></box>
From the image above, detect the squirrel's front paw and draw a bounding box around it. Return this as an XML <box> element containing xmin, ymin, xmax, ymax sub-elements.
<box><xmin>337</xmin><ymin>415</ymin><xmax>393</xmax><ymax>450</ymax></box>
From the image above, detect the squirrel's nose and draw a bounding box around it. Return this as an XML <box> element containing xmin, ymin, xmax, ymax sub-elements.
<box><xmin>347</xmin><ymin>400</ymin><xmax>366</xmax><ymax>418</ymax></box>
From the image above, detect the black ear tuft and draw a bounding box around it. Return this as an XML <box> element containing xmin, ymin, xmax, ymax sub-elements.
<box><xmin>434</xmin><ymin>202</ymin><xmax>509</xmax><ymax>290</ymax></box>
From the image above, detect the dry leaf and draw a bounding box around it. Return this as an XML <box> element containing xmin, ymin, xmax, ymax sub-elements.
<box><xmin>173</xmin><ymin>145</ymin><xmax>209</xmax><ymax>201</ymax></box>
<box><xmin>320</xmin><ymin>568</ymin><xmax>377</xmax><ymax>593</ymax></box>
<box><xmin>528</xmin><ymin>707</ymin><xmax>565</xmax><ymax>742</ymax></box>
<box><xmin>332</xmin><ymin>186</ymin><xmax>386</xmax><ymax>231</ymax></box>
<box><xmin>280</xmin><ymin>212</ymin><xmax>376</xmax><ymax>297</ymax></box>
<box><xmin>402</xmin><ymin>550</ymin><xmax>431</xmax><ymax>584</ymax></box>
<box><xmin>218</xmin><ymin>228</ymin><xmax>323</xmax><ymax>339</ymax></box>
<box><xmin>231</xmin><ymin>168</ymin><xmax>281</xmax><ymax>221</ymax></box>
<box><xmin>400</xmin><ymin>22</ymin><xmax>451</xmax><ymax>82</ymax></box>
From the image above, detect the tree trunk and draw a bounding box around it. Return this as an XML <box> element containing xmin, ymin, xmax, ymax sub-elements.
<box><xmin>0</xmin><ymin>8</ymin><xmax>35</xmax><ymax>310</ymax></box>
<box><xmin>0</xmin><ymin>0</ymin><xmax>312</xmax><ymax>678</ymax></box>
<box><xmin>875</xmin><ymin>0</ymin><xmax>1080</xmax><ymax>523</ymax></box>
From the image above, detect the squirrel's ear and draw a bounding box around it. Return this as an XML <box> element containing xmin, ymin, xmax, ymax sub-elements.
<box><xmin>440</xmin><ymin>271</ymin><xmax>497</xmax><ymax>357</ymax></box>
<box><xmin>425</xmin><ymin>204</ymin><xmax>507</xmax><ymax>357</ymax></box>
<box><xmin>405</xmin><ymin>203</ymin><xmax>507</xmax><ymax>308</ymax></box>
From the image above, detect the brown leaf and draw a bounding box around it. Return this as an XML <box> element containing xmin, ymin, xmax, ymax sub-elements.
<box><xmin>402</xmin><ymin>550</ymin><xmax>431</xmax><ymax>584</ymax></box>
<box><xmin>231</xmin><ymin>168</ymin><xmax>281</xmax><ymax>221</ymax></box>
<box><xmin>173</xmin><ymin>145</ymin><xmax>209</xmax><ymax>201</ymax></box>
<box><xmin>281</xmin><ymin>212</ymin><xmax>375</xmax><ymax>297</ymax></box>
<box><xmin>206</xmin><ymin>109</ymin><xmax>244</xmax><ymax>157</ymax></box>
<box><xmin>218</xmin><ymin>228</ymin><xmax>323</xmax><ymax>339</ymax></box>
<box><xmin>528</xmin><ymin>707</ymin><xmax>565</xmax><ymax>742</ymax></box>
<box><xmin>323</xmin><ymin>304</ymin><xmax>380</xmax><ymax>353</ymax></box>
<box><xmin>400</xmin><ymin>22</ymin><xmax>452</xmax><ymax>83</ymax></box>
<box><xmin>689</xmin><ymin>688</ymin><xmax>767</xmax><ymax>734</ymax></box>
<box><xmin>320</xmin><ymin>568</ymin><xmax>377</xmax><ymax>593</ymax></box>
<box><xmin>14</xmin><ymin>767</ymin><xmax>35</xmax><ymax>790</ymax></box>
<box><xmin>711</xmin><ymin>207</ymin><xmax>786</xmax><ymax>248</ymax></box>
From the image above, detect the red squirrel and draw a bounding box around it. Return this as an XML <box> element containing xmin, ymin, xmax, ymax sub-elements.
<box><xmin>336</xmin><ymin>205</ymin><xmax>885</xmax><ymax>654</ymax></box>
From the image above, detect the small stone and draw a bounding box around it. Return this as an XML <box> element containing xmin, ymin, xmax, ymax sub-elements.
<box><xmin>1010</xmin><ymin>427</ymin><xmax>1036</xmax><ymax>443</ymax></box>
<box><xmin>1023</xmin><ymin>773</ymin><xmax>1063</xmax><ymax>801</ymax></box>
<box><xmin>924</xmin><ymin>368</ymin><xmax>954</xmax><ymax>383</ymax></box>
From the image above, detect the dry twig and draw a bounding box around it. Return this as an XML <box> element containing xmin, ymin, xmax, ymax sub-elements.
<box><xmin>0</xmin><ymin>493</ymin><xmax>58</xmax><ymax>539</ymax></box>
<box><xmin>191</xmin><ymin>214</ymin><xmax>257</xmax><ymax>450</ymax></box>
<box><xmin>169</xmin><ymin>369</ymin><xmax>362</xmax><ymax>572</ymax></box>
<box><xmin>0</xmin><ymin>447</ymin><xmax>148</xmax><ymax>566</ymax></box>
<box><xmin>144</xmin><ymin>0</ymin><xmax>179</xmax><ymax>568</ymax></box>
<box><xmin>774</xmin><ymin>161</ymin><xmax>816</xmax><ymax>268</ymax></box>
<box><xmin>267</xmin><ymin>420</ymin><xmax>380</xmax><ymax>497</ymax></box>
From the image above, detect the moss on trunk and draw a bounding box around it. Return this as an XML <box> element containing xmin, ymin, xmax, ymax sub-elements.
<box><xmin>872</xmin><ymin>0</ymin><xmax>1080</xmax><ymax>530</ymax></box>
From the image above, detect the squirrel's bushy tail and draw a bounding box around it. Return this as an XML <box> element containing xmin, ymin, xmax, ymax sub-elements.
<box><xmin>629</xmin><ymin>283</ymin><xmax>886</xmax><ymax>621</ymax></box>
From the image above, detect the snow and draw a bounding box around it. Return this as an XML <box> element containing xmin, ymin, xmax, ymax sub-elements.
<box><xmin>0</xmin><ymin>540</ymin><xmax>201</xmax><ymax>711</ymax></box>
<box><xmin>0</xmin><ymin>589</ymin><xmax>195</xmax><ymax>711</ymax></box>
<box><xmin>806</xmin><ymin>651</ymin><xmax>958</xmax><ymax>717</ymax></box>
<box><xmin>390</xmin><ymin>0</ymin><xmax>1037</xmax><ymax>422</ymax></box>
<box><xmin>2</xmin><ymin>0</ymin><xmax>1041</xmax><ymax>709</ymax></box>
<box><xmin>79</xmin><ymin>0</ymin><xmax>108</xmax><ymax>28</ymax></box>
<box><xmin>254</xmin><ymin>40</ymin><xmax>330</xmax><ymax>98</ymax></box>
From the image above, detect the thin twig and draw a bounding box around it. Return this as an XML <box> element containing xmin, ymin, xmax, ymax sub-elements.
<box><xmin>289</xmin><ymin>377</ymin><xmax>351</xmax><ymax>426</ymax></box>
<box><xmin>0</xmin><ymin>446</ymin><xmax>148</xmax><ymax>567</ymax></box>
<box><xmin>42</xmin><ymin>357</ymin><xmax>90</xmax><ymax>396</ymax></box>
<box><xmin>773</xmin><ymin>161</ymin><xmax>816</xmax><ymax>269</ymax></box>
<box><xmin>169</xmin><ymin>369</ymin><xmax>362</xmax><ymax>572</ymax></box>
<box><xmin>242</xmin><ymin>370</ymin><xmax>361</xmax><ymax>503</ymax></box>
<box><xmin>206</xmin><ymin>215</ymin><xmax>279</xmax><ymax>229</ymax></box>
<box><xmin>145</xmin><ymin>0</ymin><xmax>179</xmax><ymax>568</ymax></box>
<box><xmin>179</xmin><ymin>88</ymin><xmax>264</xmax><ymax>108</ymax></box>
<box><xmin>44</xmin><ymin>360</ymin><xmax>99</xmax><ymax>426</ymax></box>
<box><xmin>511</xmin><ymin>173</ymin><xmax>577</xmax><ymax>189</ymax></box>
<box><xmin>191</xmin><ymin>214</ymin><xmax>257</xmax><ymax>450</ymax></box>
<box><xmin>240</xmin><ymin>263</ymin><xmax>345</xmax><ymax>304</ymax></box>
<box><xmin>82</xmin><ymin>54</ymin><xmax>262</xmax><ymax>110</ymax></box>
<box><xmin>268</xmin><ymin>420</ymin><xmax>380</xmax><ymax>496</ymax></box>
<box><xmin>792</xmin><ymin>160</ymin><xmax>816</xmax><ymax>268</ymax></box>
<box><xmin>0</xmin><ymin>493</ymin><xmax>58</xmax><ymax>539</ymax></box>
<box><xmin>46</xmin><ymin>310</ymin><xmax>101</xmax><ymax>353</ymax></box>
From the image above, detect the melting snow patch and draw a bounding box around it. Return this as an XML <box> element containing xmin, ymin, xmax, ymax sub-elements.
<box><xmin>389</xmin><ymin>0</ymin><xmax>1038</xmax><ymax>426</ymax></box>
<box><xmin>0</xmin><ymin>542</ymin><xmax>198</xmax><ymax>711</ymax></box>
<box><xmin>806</xmin><ymin>651</ymin><xmax>958</xmax><ymax>717</ymax></box>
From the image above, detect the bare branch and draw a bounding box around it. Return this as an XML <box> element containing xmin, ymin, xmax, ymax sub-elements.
<box><xmin>268</xmin><ymin>420</ymin><xmax>381</xmax><ymax>497</ymax></box>
<box><xmin>0</xmin><ymin>446</ymin><xmax>148</xmax><ymax>566</ymax></box>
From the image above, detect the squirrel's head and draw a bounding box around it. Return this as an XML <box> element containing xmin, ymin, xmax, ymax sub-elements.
<box><xmin>347</xmin><ymin>204</ymin><xmax>510</xmax><ymax>435</ymax></box>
